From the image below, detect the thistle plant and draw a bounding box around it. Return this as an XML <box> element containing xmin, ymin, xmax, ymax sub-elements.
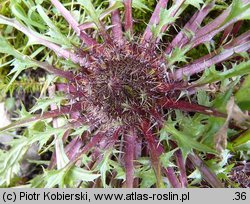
<box><xmin>0</xmin><ymin>0</ymin><xmax>250</xmax><ymax>188</ymax></box>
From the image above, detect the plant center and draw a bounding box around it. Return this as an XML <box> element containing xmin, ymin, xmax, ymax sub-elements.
<box><xmin>81</xmin><ymin>44</ymin><xmax>167</xmax><ymax>123</ymax></box>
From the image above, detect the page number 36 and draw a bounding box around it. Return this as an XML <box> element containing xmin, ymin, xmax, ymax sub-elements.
<box><xmin>233</xmin><ymin>192</ymin><xmax>247</xmax><ymax>201</ymax></box>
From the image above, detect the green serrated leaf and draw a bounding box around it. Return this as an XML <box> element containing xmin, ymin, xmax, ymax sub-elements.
<box><xmin>11</xmin><ymin>3</ymin><xmax>46</xmax><ymax>30</ymax></box>
<box><xmin>194</xmin><ymin>61</ymin><xmax>250</xmax><ymax>86</ymax></box>
<box><xmin>29</xmin><ymin>124</ymin><xmax>67</xmax><ymax>150</ymax></box>
<box><xmin>163</xmin><ymin>122</ymin><xmax>218</xmax><ymax>159</ymax></box>
<box><xmin>185</xmin><ymin>0</ymin><xmax>204</xmax><ymax>9</ymax></box>
<box><xmin>235</xmin><ymin>74</ymin><xmax>250</xmax><ymax>110</ymax></box>
<box><xmin>132</xmin><ymin>0</ymin><xmax>151</xmax><ymax>12</ymax></box>
<box><xmin>30</xmin><ymin>95</ymin><xmax>65</xmax><ymax>114</ymax></box>
<box><xmin>166</xmin><ymin>46</ymin><xmax>190</xmax><ymax>66</ymax></box>
<box><xmin>36</xmin><ymin>5</ymin><xmax>71</xmax><ymax>47</ymax></box>
<box><xmin>34</xmin><ymin>165</ymin><xmax>100</xmax><ymax>188</ymax></box>
<box><xmin>56</xmin><ymin>137</ymin><xmax>70</xmax><ymax>169</ymax></box>
<box><xmin>70</xmin><ymin>125</ymin><xmax>89</xmax><ymax>136</ymax></box>
<box><xmin>78</xmin><ymin>0</ymin><xmax>101</xmax><ymax>27</ymax></box>
<box><xmin>151</xmin><ymin>7</ymin><xmax>176</xmax><ymax>39</ymax></box>
<box><xmin>160</xmin><ymin>148</ymin><xmax>177</xmax><ymax>168</ymax></box>
<box><xmin>6</xmin><ymin>59</ymin><xmax>35</xmax><ymax>91</ymax></box>
<box><xmin>232</xmin><ymin>129</ymin><xmax>250</xmax><ymax>147</ymax></box>
<box><xmin>222</xmin><ymin>0</ymin><xmax>250</xmax><ymax>25</ymax></box>
<box><xmin>135</xmin><ymin>159</ymin><xmax>157</xmax><ymax>187</ymax></box>
<box><xmin>110</xmin><ymin>160</ymin><xmax>125</xmax><ymax>180</ymax></box>
<box><xmin>69</xmin><ymin>166</ymin><xmax>100</xmax><ymax>184</ymax></box>
<box><xmin>0</xmin><ymin>137</ymin><xmax>29</xmax><ymax>186</ymax></box>
<box><xmin>94</xmin><ymin>149</ymin><xmax>113</xmax><ymax>188</ymax></box>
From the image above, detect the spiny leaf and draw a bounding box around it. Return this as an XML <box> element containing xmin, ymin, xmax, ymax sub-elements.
<box><xmin>79</xmin><ymin>0</ymin><xmax>123</xmax><ymax>30</ymax></box>
<box><xmin>77</xmin><ymin>0</ymin><xmax>101</xmax><ymax>27</ymax></box>
<box><xmin>6</xmin><ymin>59</ymin><xmax>35</xmax><ymax>92</ymax></box>
<box><xmin>32</xmin><ymin>165</ymin><xmax>100</xmax><ymax>187</ymax></box>
<box><xmin>185</xmin><ymin>0</ymin><xmax>204</xmax><ymax>9</ymax></box>
<box><xmin>70</xmin><ymin>125</ymin><xmax>89</xmax><ymax>136</ymax></box>
<box><xmin>199</xmin><ymin>85</ymin><xmax>237</xmax><ymax>146</ymax></box>
<box><xmin>30</xmin><ymin>95</ymin><xmax>65</xmax><ymax>114</ymax></box>
<box><xmin>160</xmin><ymin>148</ymin><xmax>177</xmax><ymax>168</ymax></box>
<box><xmin>136</xmin><ymin>158</ymin><xmax>157</xmax><ymax>187</ymax></box>
<box><xmin>11</xmin><ymin>2</ymin><xmax>46</xmax><ymax>30</ymax></box>
<box><xmin>175</xmin><ymin>110</ymin><xmax>207</xmax><ymax>138</ymax></box>
<box><xmin>69</xmin><ymin>167</ymin><xmax>100</xmax><ymax>184</ymax></box>
<box><xmin>0</xmin><ymin>14</ymin><xmax>68</xmax><ymax>47</ymax></box>
<box><xmin>188</xmin><ymin>168</ymin><xmax>202</xmax><ymax>185</ymax></box>
<box><xmin>0</xmin><ymin>103</ymin><xmax>81</xmax><ymax>134</ymax></box>
<box><xmin>28</xmin><ymin>124</ymin><xmax>68</xmax><ymax>150</ymax></box>
<box><xmin>0</xmin><ymin>35</ymin><xmax>23</xmax><ymax>58</ymax></box>
<box><xmin>40</xmin><ymin>75</ymin><xmax>56</xmax><ymax>97</ymax></box>
<box><xmin>17</xmin><ymin>103</ymin><xmax>31</xmax><ymax>119</ymax></box>
<box><xmin>132</xmin><ymin>0</ymin><xmax>151</xmax><ymax>12</ymax></box>
<box><xmin>222</xmin><ymin>0</ymin><xmax>250</xmax><ymax>25</ymax></box>
<box><xmin>151</xmin><ymin>7</ymin><xmax>176</xmax><ymax>39</ymax></box>
<box><xmin>166</xmin><ymin>46</ymin><xmax>190</xmax><ymax>66</ymax></box>
<box><xmin>81</xmin><ymin>154</ymin><xmax>92</xmax><ymax>168</ymax></box>
<box><xmin>163</xmin><ymin>122</ymin><xmax>218</xmax><ymax>159</ymax></box>
<box><xmin>110</xmin><ymin>160</ymin><xmax>125</xmax><ymax>180</ymax></box>
<box><xmin>203</xmin><ymin>150</ymin><xmax>234</xmax><ymax>180</ymax></box>
<box><xmin>0</xmin><ymin>124</ymin><xmax>68</xmax><ymax>186</ymax></box>
<box><xmin>233</xmin><ymin>140</ymin><xmax>250</xmax><ymax>151</ymax></box>
<box><xmin>36</xmin><ymin>4</ymin><xmax>71</xmax><ymax>47</ymax></box>
<box><xmin>94</xmin><ymin>149</ymin><xmax>113</xmax><ymax>188</ymax></box>
<box><xmin>194</xmin><ymin>61</ymin><xmax>250</xmax><ymax>86</ymax></box>
<box><xmin>0</xmin><ymin>35</ymin><xmax>70</xmax><ymax>84</ymax></box>
<box><xmin>56</xmin><ymin>137</ymin><xmax>70</xmax><ymax>169</ymax></box>
<box><xmin>0</xmin><ymin>138</ymin><xmax>29</xmax><ymax>186</ymax></box>
<box><xmin>235</xmin><ymin>74</ymin><xmax>250</xmax><ymax>110</ymax></box>
<box><xmin>0</xmin><ymin>111</ymin><xmax>34</xmax><ymax>134</ymax></box>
